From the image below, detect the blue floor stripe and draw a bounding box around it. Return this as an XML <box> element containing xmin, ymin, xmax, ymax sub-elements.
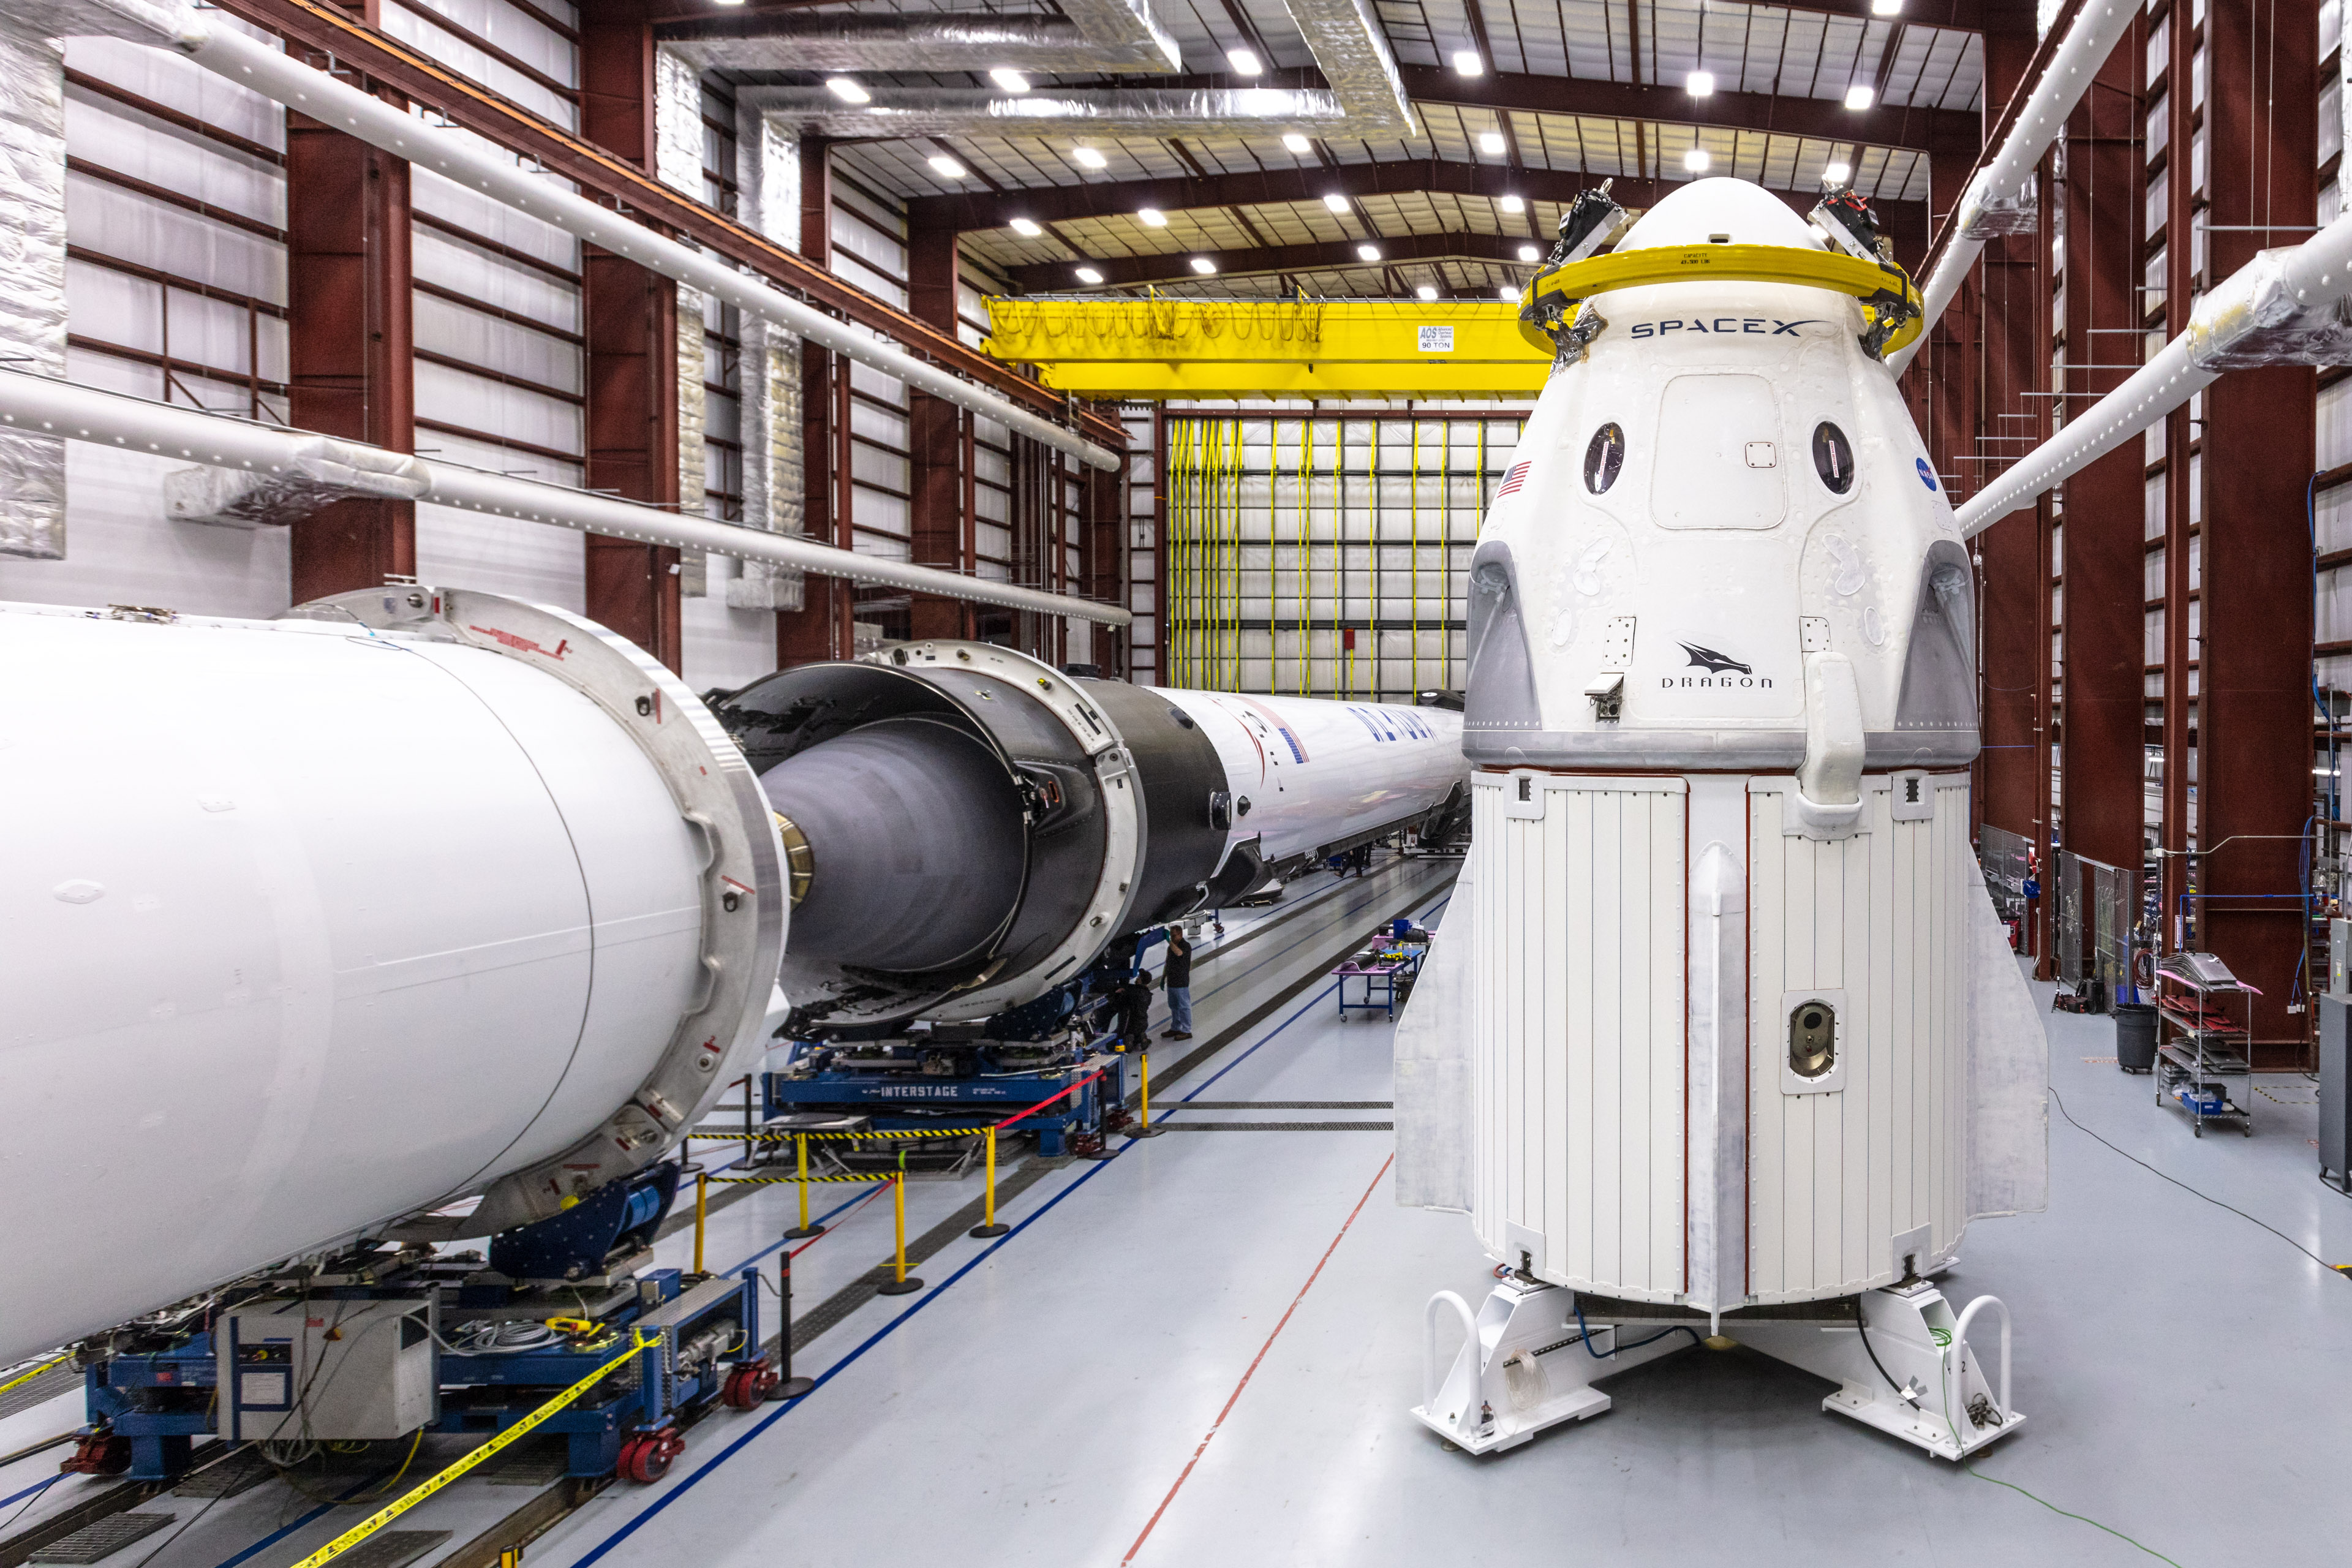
<box><xmin>566</xmin><ymin>869</ymin><xmax>1455</xmax><ymax>1567</ymax></box>
<box><xmin>206</xmin><ymin>1467</ymin><xmax>392</xmax><ymax>1568</ymax></box>
<box><xmin>0</xmin><ymin>1474</ymin><xmax>59</xmax><ymax>1512</ymax></box>
<box><xmin>568</xmin><ymin>1148</ymin><xmax>1133</xmax><ymax>1567</ymax></box>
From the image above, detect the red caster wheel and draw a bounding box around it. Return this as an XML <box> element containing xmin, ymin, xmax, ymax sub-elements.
<box><xmin>616</xmin><ymin>1428</ymin><xmax>683</xmax><ymax>1484</ymax></box>
<box><xmin>60</xmin><ymin>1434</ymin><xmax>131</xmax><ymax>1476</ymax></box>
<box><xmin>721</xmin><ymin>1360</ymin><xmax>778</xmax><ymax>1409</ymax></box>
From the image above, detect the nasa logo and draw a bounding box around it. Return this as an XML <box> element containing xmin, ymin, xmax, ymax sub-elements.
<box><xmin>1629</xmin><ymin>318</ymin><xmax>1825</xmax><ymax>339</ymax></box>
<box><xmin>1666</xmin><ymin>641</ymin><xmax>1774</xmax><ymax>689</ymax></box>
<box><xmin>1916</xmin><ymin>457</ymin><xmax>1939</xmax><ymax>492</ymax></box>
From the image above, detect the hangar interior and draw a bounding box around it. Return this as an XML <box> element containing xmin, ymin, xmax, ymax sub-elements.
<box><xmin>2</xmin><ymin>0</ymin><xmax>2349</xmax><ymax>1562</ymax></box>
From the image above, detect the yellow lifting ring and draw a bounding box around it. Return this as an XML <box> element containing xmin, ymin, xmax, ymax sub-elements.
<box><xmin>1516</xmin><ymin>242</ymin><xmax>1926</xmax><ymax>360</ymax></box>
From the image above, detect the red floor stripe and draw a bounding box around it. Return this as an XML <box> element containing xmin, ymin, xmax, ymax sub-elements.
<box><xmin>1121</xmin><ymin>1153</ymin><xmax>1395</xmax><ymax>1566</ymax></box>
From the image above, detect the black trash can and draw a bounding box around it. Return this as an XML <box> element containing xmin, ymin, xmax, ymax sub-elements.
<box><xmin>2113</xmin><ymin>1004</ymin><xmax>2157</xmax><ymax>1074</ymax></box>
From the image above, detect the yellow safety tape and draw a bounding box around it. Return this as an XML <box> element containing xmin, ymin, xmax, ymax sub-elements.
<box><xmin>687</xmin><ymin>1128</ymin><xmax>985</xmax><ymax>1143</ymax></box>
<box><xmin>286</xmin><ymin>1332</ymin><xmax>655</xmax><ymax>1568</ymax></box>
<box><xmin>1517</xmin><ymin>242</ymin><xmax>1924</xmax><ymax>358</ymax></box>
<box><xmin>707</xmin><ymin>1174</ymin><xmax>901</xmax><ymax>1185</ymax></box>
<box><xmin>0</xmin><ymin>1352</ymin><xmax>72</xmax><ymax>1396</ymax></box>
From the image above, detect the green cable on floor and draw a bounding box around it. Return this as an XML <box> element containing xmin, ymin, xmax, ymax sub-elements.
<box><xmin>1962</xmin><ymin>1463</ymin><xmax>2185</xmax><ymax>1567</ymax></box>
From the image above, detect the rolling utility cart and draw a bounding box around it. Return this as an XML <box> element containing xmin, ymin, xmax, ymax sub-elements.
<box><xmin>2152</xmin><ymin>953</ymin><xmax>2256</xmax><ymax>1137</ymax></box>
<box><xmin>1334</xmin><ymin>920</ymin><xmax>1429</xmax><ymax>1019</ymax></box>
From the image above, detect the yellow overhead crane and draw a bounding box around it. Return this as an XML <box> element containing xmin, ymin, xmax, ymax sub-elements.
<box><xmin>979</xmin><ymin>243</ymin><xmax>1922</xmax><ymax>400</ymax></box>
<box><xmin>981</xmin><ymin>298</ymin><xmax>1551</xmax><ymax>401</ymax></box>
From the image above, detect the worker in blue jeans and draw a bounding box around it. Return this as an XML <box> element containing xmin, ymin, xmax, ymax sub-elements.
<box><xmin>1161</xmin><ymin>925</ymin><xmax>1194</xmax><ymax>1041</ymax></box>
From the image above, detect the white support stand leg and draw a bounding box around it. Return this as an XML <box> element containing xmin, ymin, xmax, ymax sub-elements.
<box><xmin>1733</xmin><ymin>1283</ymin><xmax>2025</xmax><ymax>1461</ymax></box>
<box><xmin>1412</xmin><ymin>1279</ymin><xmax>2024</xmax><ymax>1461</ymax></box>
<box><xmin>1409</xmin><ymin>1279</ymin><xmax>1696</xmax><ymax>1454</ymax></box>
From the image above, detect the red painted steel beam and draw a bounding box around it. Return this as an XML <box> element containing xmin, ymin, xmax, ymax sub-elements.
<box><xmin>907</xmin><ymin>225</ymin><xmax>972</xmax><ymax>642</ymax></box>
<box><xmin>2158</xmin><ymin>0</ymin><xmax>2195</xmax><ymax>980</ymax></box>
<box><xmin>913</xmin><ymin>164</ymin><xmax>1925</xmax><ymax>262</ymax></box>
<box><xmin>1008</xmin><ymin>230</ymin><xmax>1535</xmax><ymax>290</ymax></box>
<box><xmin>2054</xmin><ymin>37</ymin><xmax>2146</xmax><ymax>878</ymax></box>
<box><xmin>1395</xmin><ymin>66</ymin><xmax>1979</xmax><ymax>155</ymax></box>
<box><xmin>216</xmin><ymin>0</ymin><xmax>1124</xmax><ymax>456</ymax></box>
<box><xmin>2196</xmin><ymin>0</ymin><xmax>2319</xmax><ymax>1066</ymax></box>
<box><xmin>780</xmin><ymin>138</ymin><xmax>850</xmax><ymax>666</ymax></box>
<box><xmin>580</xmin><ymin>2</ymin><xmax>683</xmax><ymax>674</ymax></box>
<box><xmin>284</xmin><ymin>97</ymin><xmax>416</xmax><ymax>603</ymax></box>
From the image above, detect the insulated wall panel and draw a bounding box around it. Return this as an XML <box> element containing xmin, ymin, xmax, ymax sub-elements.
<box><xmin>1746</xmin><ymin>774</ymin><xmax>1970</xmax><ymax>1302</ymax></box>
<box><xmin>1469</xmin><ymin>771</ymin><xmax>1686</xmax><ymax>1301</ymax></box>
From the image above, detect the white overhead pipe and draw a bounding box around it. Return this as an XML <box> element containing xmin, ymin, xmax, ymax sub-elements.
<box><xmin>146</xmin><ymin>12</ymin><xmax>1123</xmax><ymax>473</ymax></box>
<box><xmin>1887</xmin><ymin>0</ymin><xmax>2141</xmax><ymax>375</ymax></box>
<box><xmin>0</xmin><ymin>368</ymin><xmax>1131</xmax><ymax>626</ymax></box>
<box><xmin>1951</xmin><ymin>213</ymin><xmax>2352</xmax><ymax>535</ymax></box>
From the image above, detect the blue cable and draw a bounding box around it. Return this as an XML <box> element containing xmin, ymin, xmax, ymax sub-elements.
<box><xmin>1570</xmin><ymin>1297</ymin><xmax>1703</xmax><ymax>1360</ymax></box>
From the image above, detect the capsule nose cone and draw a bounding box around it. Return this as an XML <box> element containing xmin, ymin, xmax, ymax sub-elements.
<box><xmin>1614</xmin><ymin>176</ymin><xmax>1820</xmax><ymax>251</ymax></box>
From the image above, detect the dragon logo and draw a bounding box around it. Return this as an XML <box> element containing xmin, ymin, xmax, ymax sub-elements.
<box><xmin>1679</xmin><ymin>642</ymin><xmax>1753</xmax><ymax>676</ymax></box>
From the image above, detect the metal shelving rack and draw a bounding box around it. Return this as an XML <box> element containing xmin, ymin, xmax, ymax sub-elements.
<box><xmin>2153</xmin><ymin>956</ymin><xmax>2256</xmax><ymax>1137</ymax></box>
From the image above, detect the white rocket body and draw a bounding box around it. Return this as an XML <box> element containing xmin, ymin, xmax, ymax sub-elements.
<box><xmin>1158</xmin><ymin>688</ymin><xmax>1460</xmax><ymax>869</ymax></box>
<box><xmin>0</xmin><ymin>592</ymin><xmax>786</xmax><ymax>1366</ymax></box>
<box><xmin>1408</xmin><ymin>180</ymin><xmax>2044</xmax><ymax>1314</ymax></box>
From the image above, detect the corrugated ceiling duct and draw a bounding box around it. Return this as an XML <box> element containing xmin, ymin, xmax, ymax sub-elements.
<box><xmin>660</xmin><ymin>0</ymin><xmax>1182</xmax><ymax>76</ymax></box>
<box><xmin>737</xmin><ymin>0</ymin><xmax>1411</xmax><ymax>140</ymax></box>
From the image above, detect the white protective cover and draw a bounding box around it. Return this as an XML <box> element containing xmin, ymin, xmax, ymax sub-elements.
<box><xmin>0</xmin><ymin>606</ymin><xmax>706</xmax><ymax>1362</ymax></box>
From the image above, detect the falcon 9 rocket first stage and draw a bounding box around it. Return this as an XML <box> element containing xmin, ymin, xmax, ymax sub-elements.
<box><xmin>1395</xmin><ymin>178</ymin><xmax>2050</xmax><ymax>1462</ymax></box>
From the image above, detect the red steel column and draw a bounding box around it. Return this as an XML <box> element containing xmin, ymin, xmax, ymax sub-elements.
<box><xmin>284</xmin><ymin>63</ymin><xmax>415</xmax><ymax>604</ymax></box>
<box><xmin>2056</xmin><ymin>33</ymin><xmax>2147</xmax><ymax>878</ymax></box>
<box><xmin>2159</xmin><ymin>0</ymin><xmax>2195</xmax><ymax>963</ymax></box>
<box><xmin>907</xmin><ymin>225</ymin><xmax>971</xmax><ymax>641</ymax></box>
<box><xmin>580</xmin><ymin>2</ymin><xmax>682</xmax><ymax>671</ymax></box>
<box><xmin>2196</xmin><ymin>0</ymin><xmax>2318</xmax><ymax>1065</ymax></box>
<box><xmin>778</xmin><ymin>138</ymin><xmax>845</xmax><ymax>666</ymax></box>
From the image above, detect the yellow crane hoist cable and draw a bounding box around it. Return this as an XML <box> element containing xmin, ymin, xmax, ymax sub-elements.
<box><xmin>1515</xmin><ymin>242</ymin><xmax>1926</xmax><ymax>359</ymax></box>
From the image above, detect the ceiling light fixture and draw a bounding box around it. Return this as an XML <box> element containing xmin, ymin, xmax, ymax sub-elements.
<box><xmin>1139</xmin><ymin>207</ymin><xmax>1167</xmax><ymax>226</ymax></box>
<box><xmin>1823</xmin><ymin>159</ymin><xmax>1852</xmax><ymax>184</ymax></box>
<box><xmin>1499</xmin><ymin>194</ymin><xmax>1525</xmax><ymax>214</ymax></box>
<box><xmin>1357</xmin><ymin>243</ymin><xmax>1381</xmax><ymax>261</ymax></box>
<box><xmin>1477</xmin><ymin>130</ymin><xmax>1506</xmax><ymax>155</ymax></box>
<box><xmin>1497</xmin><ymin>285</ymin><xmax>1517</xmax><ymax>301</ymax></box>
<box><xmin>1844</xmin><ymin>84</ymin><xmax>1875</xmax><ymax>110</ymax></box>
<box><xmin>1076</xmin><ymin>265</ymin><xmax>1104</xmax><ymax>284</ymax></box>
<box><xmin>990</xmin><ymin>68</ymin><xmax>1031</xmax><ymax>92</ymax></box>
<box><xmin>1282</xmin><ymin>133</ymin><xmax>1311</xmax><ymax>153</ymax></box>
<box><xmin>1686</xmin><ymin>70</ymin><xmax>1714</xmax><ymax>96</ymax></box>
<box><xmin>927</xmin><ymin>154</ymin><xmax>968</xmax><ymax>178</ymax></box>
<box><xmin>826</xmin><ymin>77</ymin><xmax>869</xmax><ymax>104</ymax></box>
<box><xmin>1227</xmin><ymin>47</ymin><xmax>1262</xmax><ymax>74</ymax></box>
<box><xmin>1191</xmin><ymin>256</ymin><xmax>1217</xmax><ymax>274</ymax></box>
<box><xmin>1416</xmin><ymin>284</ymin><xmax>1438</xmax><ymax>300</ymax></box>
<box><xmin>1071</xmin><ymin>146</ymin><xmax>1107</xmax><ymax>169</ymax></box>
<box><xmin>1322</xmin><ymin>192</ymin><xmax>1351</xmax><ymax>213</ymax></box>
<box><xmin>1452</xmin><ymin>49</ymin><xmax>1483</xmax><ymax>76</ymax></box>
<box><xmin>1517</xmin><ymin>243</ymin><xmax>1540</xmax><ymax>261</ymax></box>
<box><xmin>1871</xmin><ymin>0</ymin><xmax>1904</xmax><ymax>13</ymax></box>
<box><xmin>1684</xmin><ymin>146</ymin><xmax>1711</xmax><ymax>172</ymax></box>
<box><xmin>1010</xmin><ymin>217</ymin><xmax>1044</xmax><ymax>236</ymax></box>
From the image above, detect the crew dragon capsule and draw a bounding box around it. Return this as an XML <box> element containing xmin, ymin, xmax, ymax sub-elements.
<box><xmin>1394</xmin><ymin>178</ymin><xmax>2050</xmax><ymax>1461</ymax></box>
<box><xmin>0</xmin><ymin>588</ymin><xmax>1464</xmax><ymax>1365</ymax></box>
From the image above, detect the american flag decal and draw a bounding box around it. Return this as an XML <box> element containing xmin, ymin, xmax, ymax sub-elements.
<box><xmin>1497</xmin><ymin>461</ymin><xmax>1529</xmax><ymax>497</ymax></box>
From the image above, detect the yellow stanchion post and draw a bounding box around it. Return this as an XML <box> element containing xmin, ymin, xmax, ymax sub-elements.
<box><xmin>783</xmin><ymin>1133</ymin><xmax>822</xmax><ymax>1239</ymax></box>
<box><xmin>692</xmin><ymin>1170</ymin><xmax>707</xmax><ymax>1273</ymax></box>
<box><xmin>876</xmin><ymin>1156</ymin><xmax>922</xmax><ymax>1295</ymax></box>
<box><xmin>969</xmin><ymin>1125</ymin><xmax>1009</xmax><ymax>1238</ymax></box>
<box><xmin>1129</xmin><ymin>1048</ymin><xmax>1166</xmax><ymax>1138</ymax></box>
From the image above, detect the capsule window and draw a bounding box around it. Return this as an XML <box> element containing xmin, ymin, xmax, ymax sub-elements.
<box><xmin>1789</xmin><ymin>1000</ymin><xmax>1837</xmax><ymax>1079</ymax></box>
<box><xmin>1811</xmin><ymin>421</ymin><xmax>1856</xmax><ymax>494</ymax></box>
<box><xmin>1583</xmin><ymin>423</ymin><xmax>1624</xmax><ymax>494</ymax></box>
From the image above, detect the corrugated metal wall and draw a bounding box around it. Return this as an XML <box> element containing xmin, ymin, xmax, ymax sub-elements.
<box><xmin>1152</xmin><ymin>409</ymin><xmax>1522</xmax><ymax>699</ymax></box>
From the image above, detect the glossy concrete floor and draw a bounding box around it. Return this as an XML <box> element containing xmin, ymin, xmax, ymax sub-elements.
<box><xmin>13</xmin><ymin>876</ymin><xmax>2350</xmax><ymax>1568</ymax></box>
<box><xmin>519</xmin><ymin>909</ymin><xmax>2352</xmax><ymax>1567</ymax></box>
